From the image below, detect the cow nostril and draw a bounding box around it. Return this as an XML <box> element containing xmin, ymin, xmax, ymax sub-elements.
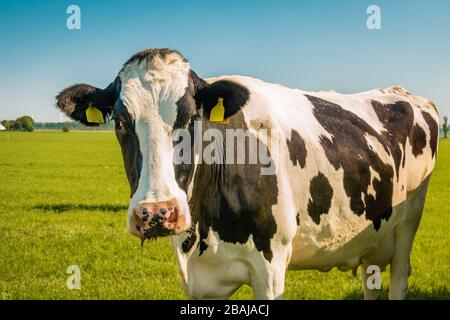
<box><xmin>142</xmin><ymin>207</ymin><xmax>150</xmax><ymax>221</ymax></box>
<box><xmin>160</xmin><ymin>208</ymin><xmax>167</xmax><ymax>215</ymax></box>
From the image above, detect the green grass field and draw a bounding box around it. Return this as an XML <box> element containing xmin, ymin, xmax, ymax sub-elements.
<box><xmin>0</xmin><ymin>131</ymin><xmax>449</xmax><ymax>300</ymax></box>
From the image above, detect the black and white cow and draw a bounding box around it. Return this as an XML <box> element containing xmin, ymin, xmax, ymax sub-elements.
<box><xmin>56</xmin><ymin>48</ymin><xmax>439</xmax><ymax>300</ymax></box>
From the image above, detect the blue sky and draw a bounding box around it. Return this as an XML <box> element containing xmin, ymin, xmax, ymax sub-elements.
<box><xmin>0</xmin><ymin>0</ymin><xmax>449</xmax><ymax>122</ymax></box>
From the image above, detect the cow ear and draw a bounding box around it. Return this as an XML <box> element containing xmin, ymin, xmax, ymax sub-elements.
<box><xmin>195</xmin><ymin>80</ymin><xmax>250</xmax><ymax>122</ymax></box>
<box><xmin>56</xmin><ymin>82</ymin><xmax>116</xmax><ymax>126</ymax></box>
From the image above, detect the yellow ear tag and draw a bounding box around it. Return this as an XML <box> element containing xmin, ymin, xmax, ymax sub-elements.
<box><xmin>209</xmin><ymin>98</ymin><xmax>229</xmax><ymax>124</ymax></box>
<box><xmin>86</xmin><ymin>104</ymin><xmax>104</xmax><ymax>124</ymax></box>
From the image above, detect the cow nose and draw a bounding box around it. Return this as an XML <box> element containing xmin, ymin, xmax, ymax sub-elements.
<box><xmin>133</xmin><ymin>199</ymin><xmax>187</xmax><ymax>238</ymax></box>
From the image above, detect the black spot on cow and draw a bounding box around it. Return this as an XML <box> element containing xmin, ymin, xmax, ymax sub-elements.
<box><xmin>422</xmin><ymin>111</ymin><xmax>438</xmax><ymax>158</ymax></box>
<box><xmin>410</xmin><ymin>124</ymin><xmax>427</xmax><ymax>157</ymax></box>
<box><xmin>199</xmin><ymin>239</ymin><xmax>209</xmax><ymax>255</ymax></box>
<box><xmin>307</xmin><ymin>173</ymin><xmax>333</xmax><ymax>225</ymax></box>
<box><xmin>180</xmin><ymin>113</ymin><xmax>278</xmax><ymax>260</ymax></box>
<box><xmin>178</xmin><ymin>79</ymin><xmax>277</xmax><ymax>260</ymax></box>
<box><xmin>181</xmin><ymin>225</ymin><xmax>197</xmax><ymax>254</ymax></box>
<box><xmin>286</xmin><ymin>129</ymin><xmax>307</xmax><ymax>168</ymax></box>
<box><xmin>306</xmin><ymin>95</ymin><xmax>394</xmax><ymax>231</ymax></box>
<box><xmin>371</xmin><ymin>100</ymin><xmax>414</xmax><ymax>178</ymax></box>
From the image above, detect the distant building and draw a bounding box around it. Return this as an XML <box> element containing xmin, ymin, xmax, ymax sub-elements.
<box><xmin>0</xmin><ymin>123</ymin><xmax>5</xmax><ymax>131</ymax></box>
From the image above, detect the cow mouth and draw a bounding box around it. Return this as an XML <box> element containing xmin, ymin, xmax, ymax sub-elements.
<box><xmin>137</xmin><ymin>207</ymin><xmax>179</xmax><ymax>241</ymax></box>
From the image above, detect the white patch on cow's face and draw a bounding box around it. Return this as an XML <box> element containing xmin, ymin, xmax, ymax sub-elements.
<box><xmin>118</xmin><ymin>52</ymin><xmax>191</xmax><ymax>234</ymax></box>
<box><xmin>119</xmin><ymin>52</ymin><xmax>189</xmax><ymax>125</ymax></box>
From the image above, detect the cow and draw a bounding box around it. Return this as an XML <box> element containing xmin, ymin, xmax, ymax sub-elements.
<box><xmin>56</xmin><ymin>48</ymin><xmax>439</xmax><ymax>300</ymax></box>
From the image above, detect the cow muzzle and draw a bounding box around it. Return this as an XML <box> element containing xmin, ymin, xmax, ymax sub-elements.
<box><xmin>133</xmin><ymin>199</ymin><xmax>189</xmax><ymax>239</ymax></box>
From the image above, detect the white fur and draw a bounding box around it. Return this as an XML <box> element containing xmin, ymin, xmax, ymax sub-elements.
<box><xmin>119</xmin><ymin>52</ymin><xmax>191</xmax><ymax>235</ymax></box>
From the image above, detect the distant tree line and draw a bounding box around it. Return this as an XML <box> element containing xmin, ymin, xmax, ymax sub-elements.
<box><xmin>1</xmin><ymin>116</ymin><xmax>35</xmax><ymax>131</ymax></box>
<box><xmin>1</xmin><ymin>117</ymin><xmax>116</xmax><ymax>132</ymax></box>
<box><xmin>3</xmin><ymin>116</ymin><xmax>449</xmax><ymax>136</ymax></box>
<box><xmin>34</xmin><ymin>121</ymin><xmax>115</xmax><ymax>131</ymax></box>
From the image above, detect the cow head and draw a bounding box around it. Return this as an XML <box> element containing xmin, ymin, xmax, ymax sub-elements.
<box><xmin>56</xmin><ymin>48</ymin><xmax>248</xmax><ymax>240</ymax></box>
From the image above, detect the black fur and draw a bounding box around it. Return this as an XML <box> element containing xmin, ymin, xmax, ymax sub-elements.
<box><xmin>178</xmin><ymin>76</ymin><xmax>277</xmax><ymax>259</ymax></box>
<box><xmin>56</xmin><ymin>79</ymin><xmax>119</xmax><ymax>126</ymax></box>
<box><xmin>371</xmin><ymin>100</ymin><xmax>414</xmax><ymax>178</ymax></box>
<box><xmin>113</xmin><ymin>98</ymin><xmax>142</xmax><ymax>198</ymax></box>
<box><xmin>286</xmin><ymin>129</ymin><xmax>307</xmax><ymax>168</ymax></box>
<box><xmin>307</xmin><ymin>95</ymin><xmax>394</xmax><ymax>231</ymax></box>
<box><xmin>422</xmin><ymin>111</ymin><xmax>438</xmax><ymax>158</ymax></box>
<box><xmin>307</xmin><ymin>173</ymin><xmax>333</xmax><ymax>225</ymax></box>
<box><xmin>410</xmin><ymin>124</ymin><xmax>427</xmax><ymax>157</ymax></box>
<box><xmin>174</xmin><ymin>70</ymin><xmax>208</xmax><ymax>129</ymax></box>
<box><xmin>196</xmin><ymin>80</ymin><xmax>250</xmax><ymax>120</ymax></box>
<box><xmin>179</xmin><ymin>112</ymin><xmax>278</xmax><ymax>261</ymax></box>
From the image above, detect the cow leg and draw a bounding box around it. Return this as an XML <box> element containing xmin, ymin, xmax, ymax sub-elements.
<box><xmin>250</xmin><ymin>247</ymin><xmax>290</xmax><ymax>300</ymax></box>
<box><xmin>185</xmin><ymin>258</ymin><xmax>248</xmax><ymax>300</ymax></box>
<box><xmin>388</xmin><ymin>227</ymin><xmax>415</xmax><ymax>300</ymax></box>
<box><xmin>251</xmin><ymin>266</ymin><xmax>286</xmax><ymax>300</ymax></box>
<box><xmin>389</xmin><ymin>177</ymin><xmax>429</xmax><ymax>300</ymax></box>
<box><xmin>188</xmin><ymin>259</ymin><xmax>285</xmax><ymax>300</ymax></box>
<box><xmin>187</xmin><ymin>277</ymin><xmax>242</xmax><ymax>300</ymax></box>
<box><xmin>360</xmin><ymin>264</ymin><xmax>381</xmax><ymax>300</ymax></box>
<box><xmin>389</xmin><ymin>223</ymin><xmax>421</xmax><ymax>300</ymax></box>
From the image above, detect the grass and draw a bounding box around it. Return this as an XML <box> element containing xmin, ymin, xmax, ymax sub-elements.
<box><xmin>0</xmin><ymin>131</ymin><xmax>449</xmax><ymax>300</ymax></box>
